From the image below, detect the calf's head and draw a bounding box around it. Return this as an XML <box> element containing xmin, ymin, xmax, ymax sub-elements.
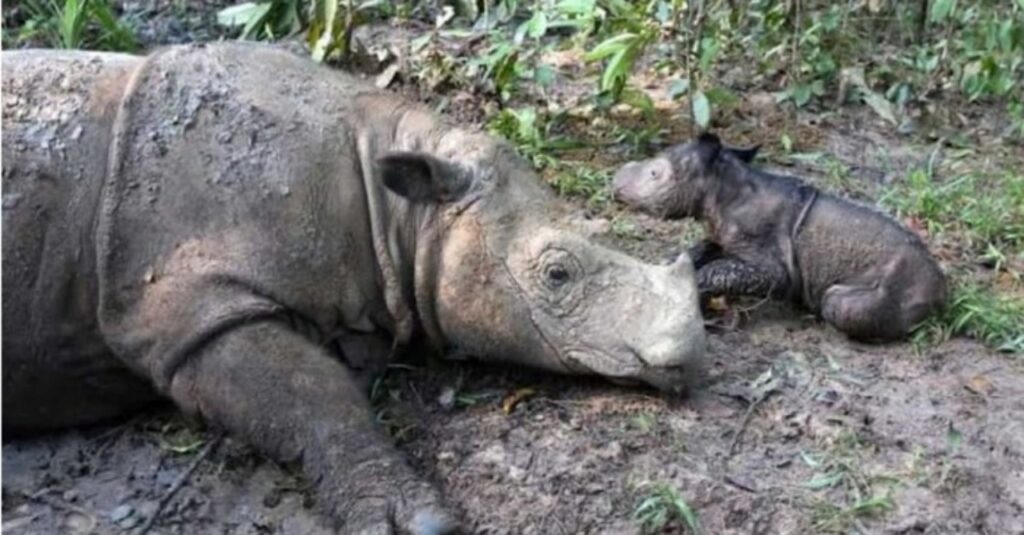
<box><xmin>612</xmin><ymin>133</ymin><xmax>760</xmax><ymax>218</ymax></box>
<box><xmin>378</xmin><ymin>138</ymin><xmax>705</xmax><ymax>392</ymax></box>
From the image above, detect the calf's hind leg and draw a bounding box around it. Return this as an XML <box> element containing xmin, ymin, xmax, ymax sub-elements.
<box><xmin>819</xmin><ymin>283</ymin><xmax>908</xmax><ymax>341</ymax></box>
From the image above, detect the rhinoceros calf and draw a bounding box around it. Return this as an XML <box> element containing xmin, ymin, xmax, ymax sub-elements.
<box><xmin>2</xmin><ymin>43</ymin><xmax>705</xmax><ymax>533</ymax></box>
<box><xmin>613</xmin><ymin>133</ymin><xmax>947</xmax><ymax>341</ymax></box>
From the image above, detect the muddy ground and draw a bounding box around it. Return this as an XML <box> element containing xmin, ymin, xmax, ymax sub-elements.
<box><xmin>4</xmin><ymin>7</ymin><xmax>1024</xmax><ymax>535</ymax></box>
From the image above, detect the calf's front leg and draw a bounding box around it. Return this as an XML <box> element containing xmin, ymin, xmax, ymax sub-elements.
<box><xmin>696</xmin><ymin>257</ymin><xmax>789</xmax><ymax>304</ymax></box>
<box><xmin>167</xmin><ymin>320</ymin><xmax>456</xmax><ymax>535</ymax></box>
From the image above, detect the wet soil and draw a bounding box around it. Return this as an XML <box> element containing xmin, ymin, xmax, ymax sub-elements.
<box><xmin>4</xmin><ymin>11</ymin><xmax>1024</xmax><ymax>535</ymax></box>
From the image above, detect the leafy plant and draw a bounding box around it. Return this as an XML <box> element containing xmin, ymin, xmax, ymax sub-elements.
<box><xmin>633</xmin><ymin>482</ymin><xmax>701</xmax><ymax>534</ymax></box>
<box><xmin>217</xmin><ymin>0</ymin><xmax>305</xmax><ymax>41</ymax></box>
<box><xmin>13</xmin><ymin>0</ymin><xmax>136</xmax><ymax>51</ymax></box>
<box><xmin>880</xmin><ymin>168</ymin><xmax>1024</xmax><ymax>255</ymax></box>
<box><xmin>912</xmin><ymin>282</ymin><xmax>1024</xmax><ymax>353</ymax></box>
<box><xmin>218</xmin><ymin>0</ymin><xmax>390</xmax><ymax>63</ymax></box>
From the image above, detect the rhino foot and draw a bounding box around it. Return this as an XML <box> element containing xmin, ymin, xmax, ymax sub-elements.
<box><xmin>340</xmin><ymin>480</ymin><xmax>459</xmax><ymax>535</ymax></box>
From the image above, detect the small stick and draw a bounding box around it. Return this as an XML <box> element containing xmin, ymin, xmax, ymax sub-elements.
<box><xmin>135</xmin><ymin>433</ymin><xmax>222</xmax><ymax>535</ymax></box>
<box><xmin>727</xmin><ymin>390</ymin><xmax>774</xmax><ymax>458</ymax></box>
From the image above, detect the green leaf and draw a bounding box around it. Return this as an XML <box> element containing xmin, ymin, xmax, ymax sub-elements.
<box><xmin>534</xmin><ymin>65</ymin><xmax>556</xmax><ymax>87</ymax></box>
<box><xmin>620</xmin><ymin>86</ymin><xmax>654</xmax><ymax>113</ymax></box>
<box><xmin>669</xmin><ymin>494</ymin><xmax>701</xmax><ymax>535</ymax></box>
<box><xmin>601</xmin><ymin>46</ymin><xmax>634</xmax><ymax>93</ymax></box>
<box><xmin>585</xmin><ymin>32</ymin><xmax>636</xmax><ymax>62</ymax></box>
<box><xmin>528</xmin><ymin>10</ymin><xmax>547</xmax><ymax>39</ymax></box>
<box><xmin>691</xmin><ymin>90</ymin><xmax>711</xmax><ymax>128</ymax></box>
<box><xmin>804</xmin><ymin>472</ymin><xmax>843</xmax><ymax>489</ymax></box>
<box><xmin>217</xmin><ymin>2</ymin><xmax>271</xmax><ymax>27</ymax></box>
<box><xmin>799</xmin><ymin>450</ymin><xmax>821</xmax><ymax>468</ymax></box>
<box><xmin>929</xmin><ymin>0</ymin><xmax>954</xmax><ymax>23</ymax></box>
<box><xmin>863</xmin><ymin>91</ymin><xmax>898</xmax><ymax>125</ymax></box>
<box><xmin>946</xmin><ymin>422</ymin><xmax>963</xmax><ymax>450</ymax></box>
<box><xmin>668</xmin><ymin>78</ymin><xmax>690</xmax><ymax>100</ymax></box>
<box><xmin>310</xmin><ymin>0</ymin><xmax>339</xmax><ymax>62</ymax></box>
<box><xmin>698</xmin><ymin>37</ymin><xmax>719</xmax><ymax>73</ymax></box>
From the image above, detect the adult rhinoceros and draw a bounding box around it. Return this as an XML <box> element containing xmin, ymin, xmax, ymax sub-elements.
<box><xmin>2</xmin><ymin>43</ymin><xmax>705</xmax><ymax>533</ymax></box>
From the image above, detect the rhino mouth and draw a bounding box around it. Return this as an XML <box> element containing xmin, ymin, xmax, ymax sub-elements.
<box><xmin>566</xmin><ymin>348</ymin><xmax>694</xmax><ymax>394</ymax></box>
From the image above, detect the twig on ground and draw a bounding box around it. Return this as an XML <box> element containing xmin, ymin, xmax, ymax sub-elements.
<box><xmin>135</xmin><ymin>433</ymin><xmax>223</xmax><ymax>535</ymax></box>
<box><xmin>727</xmin><ymin>389</ymin><xmax>776</xmax><ymax>458</ymax></box>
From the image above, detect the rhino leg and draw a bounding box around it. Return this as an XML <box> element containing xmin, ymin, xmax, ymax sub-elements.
<box><xmin>686</xmin><ymin>239</ymin><xmax>725</xmax><ymax>269</ymax></box>
<box><xmin>819</xmin><ymin>283</ymin><xmax>908</xmax><ymax>341</ymax></box>
<box><xmin>168</xmin><ymin>321</ymin><xmax>456</xmax><ymax>535</ymax></box>
<box><xmin>696</xmin><ymin>257</ymin><xmax>788</xmax><ymax>303</ymax></box>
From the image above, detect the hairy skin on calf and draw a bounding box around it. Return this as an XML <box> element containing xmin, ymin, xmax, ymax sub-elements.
<box><xmin>613</xmin><ymin>133</ymin><xmax>947</xmax><ymax>341</ymax></box>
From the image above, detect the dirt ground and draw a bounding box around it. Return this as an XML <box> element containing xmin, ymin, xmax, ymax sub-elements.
<box><xmin>4</xmin><ymin>8</ymin><xmax>1024</xmax><ymax>535</ymax></box>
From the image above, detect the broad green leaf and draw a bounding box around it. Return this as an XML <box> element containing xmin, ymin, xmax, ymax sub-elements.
<box><xmin>698</xmin><ymin>37</ymin><xmax>719</xmax><ymax>73</ymax></box>
<box><xmin>217</xmin><ymin>2</ymin><xmax>270</xmax><ymax>27</ymax></box>
<box><xmin>556</xmin><ymin>0</ymin><xmax>596</xmax><ymax>16</ymax></box>
<box><xmin>528</xmin><ymin>10</ymin><xmax>547</xmax><ymax>39</ymax></box>
<box><xmin>863</xmin><ymin>91</ymin><xmax>898</xmax><ymax>125</ymax></box>
<box><xmin>311</xmin><ymin>0</ymin><xmax>339</xmax><ymax>62</ymax></box>
<box><xmin>601</xmin><ymin>46</ymin><xmax>633</xmax><ymax>92</ymax></box>
<box><xmin>929</xmin><ymin>0</ymin><xmax>954</xmax><ymax>23</ymax></box>
<box><xmin>668</xmin><ymin>78</ymin><xmax>690</xmax><ymax>99</ymax></box>
<box><xmin>692</xmin><ymin>90</ymin><xmax>711</xmax><ymax>129</ymax></box>
<box><xmin>585</xmin><ymin>32</ymin><xmax>636</xmax><ymax>61</ymax></box>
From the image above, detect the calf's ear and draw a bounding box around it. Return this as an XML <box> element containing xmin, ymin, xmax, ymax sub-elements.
<box><xmin>727</xmin><ymin>144</ymin><xmax>761</xmax><ymax>163</ymax></box>
<box><xmin>378</xmin><ymin>152</ymin><xmax>473</xmax><ymax>203</ymax></box>
<box><xmin>695</xmin><ymin>132</ymin><xmax>722</xmax><ymax>167</ymax></box>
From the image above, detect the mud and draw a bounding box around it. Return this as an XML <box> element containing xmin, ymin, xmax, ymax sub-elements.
<box><xmin>5</xmin><ymin>300</ymin><xmax>1023</xmax><ymax>533</ymax></box>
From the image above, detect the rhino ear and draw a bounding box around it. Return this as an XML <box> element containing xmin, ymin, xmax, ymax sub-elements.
<box><xmin>727</xmin><ymin>144</ymin><xmax>761</xmax><ymax>163</ymax></box>
<box><xmin>695</xmin><ymin>132</ymin><xmax>722</xmax><ymax>167</ymax></box>
<box><xmin>378</xmin><ymin>152</ymin><xmax>473</xmax><ymax>203</ymax></box>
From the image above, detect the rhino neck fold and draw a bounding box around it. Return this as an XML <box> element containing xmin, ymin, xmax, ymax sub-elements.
<box><xmin>355</xmin><ymin>125</ymin><xmax>449</xmax><ymax>359</ymax></box>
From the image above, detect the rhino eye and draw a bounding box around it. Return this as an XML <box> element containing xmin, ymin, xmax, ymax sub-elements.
<box><xmin>545</xmin><ymin>264</ymin><xmax>571</xmax><ymax>286</ymax></box>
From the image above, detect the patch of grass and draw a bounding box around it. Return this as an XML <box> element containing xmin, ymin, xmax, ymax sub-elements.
<box><xmin>880</xmin><ymin>168</ymin><xmax>1024</xmax><ymax>255</ymax></box>
<box><xmin>800</xmin><ymin>431</ymin><xmax>897</xmax><ymax>533</ymax></box>
<box><xmin>9</xmin><ymin>0</ymin><xmax>137</xmax><ymax>51</ymax></box>
<box><xmin>549</xmin><ymin>164</ymin><xmax>612</xmax><ymax>209</ymax></box>
<box><xmin>629</xmin><ymin>412</ymin><xmax>657</xmax><ymax>433</ymax></box>
<box><xmin>152</xmin><ymin>419</ymin><xmax>208</xmax><ymax>455</ymax></box>
<box><xmin>633</xmin><ymin>482</ymin><xmax>701</xmax><ymax>535</ymax></box>
<box><xmin>810</xmin><ymin>495</ymin><xmax>894</xmax><ymax>533</ymax></box>
<box><xmin>912</xmin><ymin>282</ymin><xmax>1024</xmax><ymax>354</ymax></box>
<box><xmin>486</xmin><ymin>107</ymin><xmax>614</xmax><ymax>208</ymax></box>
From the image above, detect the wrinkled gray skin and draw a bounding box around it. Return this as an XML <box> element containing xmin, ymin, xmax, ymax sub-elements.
<box><xmin>613</xmin><ymin>133</ymin><xmax>947</xmax><ymax>341</ymax></box>
<box><xmin>2</xmin><ymin>43</ymin><xmax>706</xmax><ymax>534</ymax></box>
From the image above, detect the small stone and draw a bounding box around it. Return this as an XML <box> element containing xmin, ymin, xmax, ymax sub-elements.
<box><xmin>3</xmin><ymin>193</ymin><xmax>23</xmax><ymax>209</ymax></box>
<box><xmin>437</xmin><ymin>387</ymin><xmax>456</xmax><ymax>410</ymax></box>
<box><xmin>109</xmin><ymin>503</ymin><xmax>134</xmax><ymax>523</ymax></box>
<box><xmin>64</xmin><ymin>512</ymin><xmax>93</xmax><ymax>534</ymax></box>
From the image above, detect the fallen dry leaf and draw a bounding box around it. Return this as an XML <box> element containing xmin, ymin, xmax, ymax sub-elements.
<box><xmin>965</xmin><ymin>375</ymin><xmax>996</xmax><ymax>397</ymax></box>
<box><xmin>502</xmin><ymin>388</ymin><xmax>536</xmax><ymax>414</ymax></box>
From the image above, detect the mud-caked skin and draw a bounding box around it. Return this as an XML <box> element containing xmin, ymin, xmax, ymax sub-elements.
<box><xmin>613</xmin><ymin>133</ymin><xmax>947</xmax><ymax>341</ymax></box>
<box><xmin>2</xmin><ymin>44</ymin><xmax>706</xmax><ymax>534</ymax></box>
